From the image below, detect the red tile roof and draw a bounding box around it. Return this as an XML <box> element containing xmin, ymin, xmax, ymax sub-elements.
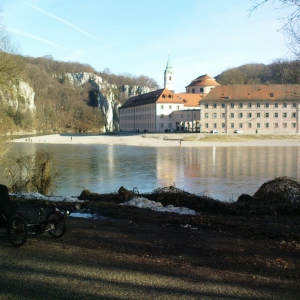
<box><xmin>204</xmin><ymin>84</ymin><xmax>300</xmax><ymax>101</ymax></box>
<box><xmin>186</xmin><ymin>74</ymin><xmax>220</xmax><ymax>88</ymax></box>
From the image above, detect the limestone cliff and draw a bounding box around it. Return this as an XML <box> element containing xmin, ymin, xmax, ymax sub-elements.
<box><xmin>0</xmin><ymin>80</ymin><xmax>36</xmax><ymax>113</ymax></box>
<box><xmin>63</xmin><ymin>72</ymin><xmax>154</xmax><ymax>132</ymax></box>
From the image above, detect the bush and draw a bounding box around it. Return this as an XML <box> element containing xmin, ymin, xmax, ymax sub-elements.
<box><xmin>3</xmin><ymin>149</ymin><xmax>59</xmax><ymax>195</ymax></box>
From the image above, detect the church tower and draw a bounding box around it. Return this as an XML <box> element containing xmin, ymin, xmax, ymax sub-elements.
<box><xmin>164</xmin><ymin>54</ymin><xmax>175</xmax><ymax>93</ymax></box>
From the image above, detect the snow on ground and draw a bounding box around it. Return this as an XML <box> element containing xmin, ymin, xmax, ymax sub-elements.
<box><xmin>121</xmin><ymin>196</ymin><xmax>197</xmax><ymax>215</ymax></box>
<box><xmin>11</xmin><ymin>192</ymin><xmax>83</xmax><ymax>203</ymax></box>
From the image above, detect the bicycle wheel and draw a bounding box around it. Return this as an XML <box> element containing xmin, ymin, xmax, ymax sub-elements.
<box><xmin>7</xmin><ymin>216</ymin><xmax>28</xmax><ymax>247</ymax></box>
<box><xmin>46</xmin><ymin>211</ymin><xmax>67</xmax><ymax>238</ymax></box>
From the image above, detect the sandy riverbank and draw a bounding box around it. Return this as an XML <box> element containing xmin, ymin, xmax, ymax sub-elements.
<box><xmin>12</xmin><ymin>132</ymin><xmax>300</xmax><ymax>147</ymax></box>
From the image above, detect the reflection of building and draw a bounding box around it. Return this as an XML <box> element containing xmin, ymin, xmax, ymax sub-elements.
<box><xmin>201</xmin><ymin>84</ymin><xmax>300</xmax><ymax>133</ymax></box>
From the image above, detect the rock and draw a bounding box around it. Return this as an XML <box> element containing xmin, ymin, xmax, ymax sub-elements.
<box><xmin>62</xmin><ymin>72</ymin><xmax>155</xmax><ymax>132</ymax></box>
<box><xmin>0</xmin><ymin>80</ymin><xmax>36</xmax><ymax>114</ymax></box>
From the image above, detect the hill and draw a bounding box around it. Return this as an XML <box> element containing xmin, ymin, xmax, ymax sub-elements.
<box><xmin>0</xmin><ymin>54</ymin><xmax>159</xmax><ymax>135</ymax></box>
<box><xmin>215</xmin><ymin>60</ymin><xmax>300</xmax><ymax>85</ymax></box>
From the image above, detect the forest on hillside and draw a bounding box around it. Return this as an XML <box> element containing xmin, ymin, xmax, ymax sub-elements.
<box><xmin>0</xmin><ymin>54</ymin><xmax>159</xmax><ymax>135</ymax></box>
<box><xmin>216</xmin><ymin>59</ymin><xmax>300</xmax><ymax>85</ymax></box>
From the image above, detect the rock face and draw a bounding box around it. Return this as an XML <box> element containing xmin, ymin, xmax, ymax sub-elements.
<box><xmin>121</xmin><ymin>85</ymin><xmax>154</xmax><ymax>98</ymax></box>
<box><xmin>64</xmin><ymin>72</ymin><xmax>154</xmax><ymax>132</ymax></box>
<box><xmin>0</xmin><ymin>80</ymin><xmax>36</xmax><ymax>113</ymax></box>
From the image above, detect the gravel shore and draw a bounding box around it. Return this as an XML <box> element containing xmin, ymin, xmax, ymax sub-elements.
<box><xmin>12</xmin><ymin>132</ymin><xmax>300</xmax><ymax>147</ymax></box>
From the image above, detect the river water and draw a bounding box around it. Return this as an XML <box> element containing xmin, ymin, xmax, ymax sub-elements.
<box><xmin>0</xmin><ymin>143</ymin><xmax>299</xmax><ymax>202</ymax></box>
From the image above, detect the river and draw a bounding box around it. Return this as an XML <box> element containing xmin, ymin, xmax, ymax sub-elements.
<box><xmin>0</xmin><ymin>143</ymin><xmax>299</xmax><ymax>202</ymax></box>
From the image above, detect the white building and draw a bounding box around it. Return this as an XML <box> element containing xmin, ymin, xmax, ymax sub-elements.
<box><xmin>119</xmin><ymin>88</ymin><xmax>201</xmax><ymax>133</ymax></box>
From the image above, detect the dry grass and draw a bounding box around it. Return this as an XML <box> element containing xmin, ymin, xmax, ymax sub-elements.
<box><xmin>183</xmin><ymin>134</ymin><xmax>300</xmax><ymax>143</ymax></box>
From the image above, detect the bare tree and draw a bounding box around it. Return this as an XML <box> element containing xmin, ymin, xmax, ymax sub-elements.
<box><xmin>249</xmin><ymin>0</ymin><xmax>300</xmax><ymax>56</ymax></box>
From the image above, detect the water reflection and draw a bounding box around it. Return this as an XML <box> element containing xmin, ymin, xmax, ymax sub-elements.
<box><xmin>0</xmin><ymin>143</ymin><xmax>299</xmax><ymax>202</ymax></box>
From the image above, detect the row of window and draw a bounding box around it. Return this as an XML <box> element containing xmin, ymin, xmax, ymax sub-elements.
<box><xmin>160</xmin><ymin>105</ymin><xmax>181</xmax><ymax>110</ymax></box>
<box><xmin>203</xmin><ymin>102</ymin><xmax>297</xmax><ymax>109</ymax></box>
<box><xmin>205</xmin><ymin>123</ymin><xmax>297</xmax><ymax>129</ymax></box>
<box><xmin>121</xmin><ymin>114</ymin><xmax>152</xmax><ymax>120</ymax></box>
<box><xmin>122</xmin><ymin>123</ymin><xmax>154</xmax><ymax>128</ymax></box>
<box><xmin>204</xmin><ymin>112</ymin><xmax>297</xmax><ymax>118</ymax></box>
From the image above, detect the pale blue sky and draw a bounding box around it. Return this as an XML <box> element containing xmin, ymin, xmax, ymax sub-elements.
<box><xmin>0</xmin><ymin>0</ymin><xmax>294</xmax><ymax>92</ymax></box>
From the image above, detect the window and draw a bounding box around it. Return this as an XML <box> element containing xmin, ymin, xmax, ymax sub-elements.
<box><xmin>248</xmin><ymin>123</ymin><xmax>252</xmax><ymax>128</ymax></box>
<box><xmin>181</xmin><ymin>114</ymin><xmax>183</xmax><ymax>118</ymax></box>
<box><xmin>257</xmin><ymin>123</ymin><xmax>261</xmax><ymax>128</ymax></box>
<box><xmin>205</xmin><ymin>123</ymin><xmax>209</xmax><ymax>128</ymax></box>
<box><xmin>187</xmin><ymin>114</ymin><xmax>190</xmax><ymax>118</ymax></box>
<box><xmin>238</xmin><ymin>113</ymin><xmax>243</xmax><ymax>118</ymax></box>
<box><xmin>204</xmin><ymin>103</ymin><xmax>208</xmax><ymax>109</ymax></box>
<box><xmin>231</xmin><ymin>123</ymin><xmax>234</xmax><ymax>128</ymax></box>
<box><xmin>212</xmin><ymin>113</ymin><xmax>217</xmax><ymax>119</ymax></box>
<box><xmin>283</xmin><ymin>103</ymin><xmax>287</xmax><ymax>108</ymax></box>
<box><xmin>292</xmin><ymin>112</ymin><xmax>296</xmax><ymax>118</ymax></box>
<box><xmin>283</xmin><ymin>123</ymin><xmax>287</xmax><ymax>128</ymax></box>
<box><xmin>205</xmin><ymin>113</ymin><xmax>209</xmax><ymax>118</ymax></box>
<box><xmin>239</xmin><ymin>103</ymin><xmax>243</xmax><ymax>108</ymax></box>
<box><xmin>283</xmin><ymin>112</ymin><xmax>287</xmax><ymax>118</ymax></box>
<box><xmin>213</xmin><ymin>103</ymin><xmax>217</xmax><ymax>108</ymax></box>
<box><xmin>274</xmin><ymin>123</ymin><xmax>278</xmax><ymax>128</ymax></box>
<box><xmin>275</xmin><ymin>103</ymin><xmax>278</xmax><ymax>108</ymax></box>
<box><xmin>169</xmin><ymin>76</ymin><xmax>172</xmax><ymax>80</ymax></box>
<box><xmin>265</xmin><ymin>123</ymin><xmax>269</xmax><ymax>128</ymax></box>
<box><xmin>169</xmin><ymin>114</ymin><xmax>172</xmax><ymax>118</ymax></box>
<box><xmin>169</xmin><ymin>105</ymin><xmax>172</xmax><ymax>109</ymax></box>
<box><xmin>161</xmin><ymin>105</ymin><xmax>164</xmax><ymax>109</ymax></box>
<box><xmin>248</xmin><ymin>113</ymin><xmax>252</xmax><ymax>118</ymax></box>
<box><xmin>192</xmin><ymin>88</ymin><xmax>195</xmax><ymax>93</ymax></box>
<box><xmin>230</xmin><ymin>113</ymin><xmax>234</xmax><ymax>118</ymax></box>
<box><xmin>213</xmin><ymin>123</ymin><xmax>217</xmax><ymax>128</ymax></box>
<box><xmin>176</xmin><ymin>105</ymin><xmax>180</xmax><ymax>110</ymax></box>
<box><xmin>292</xmin><ymin>123</ymin><xmax>296</xmax><ymax>128</ymax></box>
<box><xmin>265</xmin><ymin>103</ymin><xmax>269</xmax><ymax>108</ymax></box>
<box><xmin>200</xmin><ymin>87</ymin><xmax>204</xmax><ymax>93</ymax></box>
<box><xmin>221</xmin><ymin>113</ymin><xmax>225</xmax><ymax>118</ymax></box>
<box><xmin>274</xmin><ymin>113</ymin><xmax>278</xmax><ymax>118</ymax></box>
<box><xmin>293</xmin><ymin>103</ymin><xmax>296</xmax><ymax>108</ymax></box>
<box><xmin>222</xmin><ymin>123</ymin><xmax>225</xmax><ymax>128</ymax></box>
<box><xmin>239</xmin><ymin>123</ymin><xmax>243</xmax><ymax>128</ymax></box>
<box><xmin>270</xmin><ymin>93</ymin><xmax>274</xmax><ymax>97</ymax></box>
<box><xmin>160</xmin><ymin>114</ymin><xmax>164</xmax><ymax>118</ymax></box>
<box><xmin>257</xmin><ymin>103</ymin><xmax>260</xmax><ymax>108</ymax></box>
<box><xmin>160</xmin><ymin>123</ymin><xmax>164</xmax><ymax>128</ymax></box>
<box><xmin>176</xmin><ymin>114</ymin><xmax>179</xmax><ymax>118</ymax></box>
<box><xmin>257</xmin><ymin>113</ymin><xmax>261</xmax><ymax>117</ymax></box>
<box><xmin>248</xmin><ymin>103</ymin><xmax>252</xmax><ymax>108</ymax></box>
<box><xmin>230</xmin><ymin>103</ymin><xmax>234</xmax><ymax>108</ymax></box>
<box><xmin>265</xmin><ymin>113</ymin><xmax>269</xmax><ymax>118</ymax></box>
<box><xmin>221</xmin><ymin>103</ymin><xmax>225</xmax><ymax>108</ymax></box>
<box><xmin>168</xmin><ymin>123</ymin><xmax>172</xmax><ymax>129</ymax></box>
<box><xmin>194</xmin><ymin>114</ymin><xmax>196</xmax><ymax>118</ymax></box>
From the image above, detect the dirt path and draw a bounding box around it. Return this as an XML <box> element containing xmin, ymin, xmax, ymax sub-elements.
<box><xmin>0</xmin><ymin>213</ymin><xmax>299</xmax><ymax>300</ymax></box>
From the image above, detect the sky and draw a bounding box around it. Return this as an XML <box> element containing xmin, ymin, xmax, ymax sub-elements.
<box><xmin>0</xmin><ymin>0</ymin><xmax>295</xmax><ymax>92</ymax></box>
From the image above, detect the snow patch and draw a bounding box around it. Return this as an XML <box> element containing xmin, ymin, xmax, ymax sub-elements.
<box><xmin>11</xmin><ymin>192</ymin><xmax>83</xmax><ymax>203</ymax></box>
<box><xmin>121</xmin><ymin>196</ymin><xmax>197</xmax><ymax>215</ymax></box>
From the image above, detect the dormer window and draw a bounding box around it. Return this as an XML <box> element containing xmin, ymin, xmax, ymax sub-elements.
<box><xmin>169</xmin><ymin>76</ymin><xmax>172</xmax><ymax>80</ymax></box>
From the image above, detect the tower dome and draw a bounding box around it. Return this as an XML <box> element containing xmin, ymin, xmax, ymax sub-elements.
<box><xmin>185</xmin><ymin>74</ymin><xmax>219</xmax><ymax>94</ymax></box>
